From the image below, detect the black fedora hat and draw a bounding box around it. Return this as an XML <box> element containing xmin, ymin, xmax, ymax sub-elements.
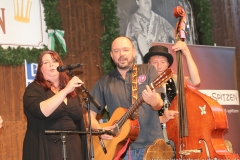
<box><xmin>143</xmin><ymin>45</ymin><xmax>173</xmax><ymax>67</ymax></box>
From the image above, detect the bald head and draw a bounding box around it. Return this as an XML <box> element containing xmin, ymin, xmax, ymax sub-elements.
<box><xmin>110</xmin><ymin>36</ymin><xmax>136</xmax><ymax>70</ymax></box>
<box><xmin>111</xmin><ymin>36</ymin><xmax>134</xmax><ymax>51</ymax></box>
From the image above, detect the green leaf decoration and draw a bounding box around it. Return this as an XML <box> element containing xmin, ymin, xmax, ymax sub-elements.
<box><xmin>192</xmin><ymin>0</ymin><xmax>214</xmax><ymax>45</ymax></box>
<box><xmin>100</xmin><ymin>0</ymin><xmax>120</xmax><ymax>74</ymax></box>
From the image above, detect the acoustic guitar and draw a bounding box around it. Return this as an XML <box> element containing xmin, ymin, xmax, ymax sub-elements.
<box><xmin>92</xmin><ymin>68</ymin><xmax>173</xmax><ymax>160</ymax></box>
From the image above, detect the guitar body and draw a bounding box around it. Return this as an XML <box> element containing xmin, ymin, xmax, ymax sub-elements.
<box><xmin>93</xmin><ymin>107</ymin><xmax>140</xmax><ymax>160</ymax></box>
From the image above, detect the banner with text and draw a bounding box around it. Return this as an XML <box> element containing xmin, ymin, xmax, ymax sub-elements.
<box><xmin>0</xmin><ymin>0</ymin><xmax>47</xmax><ymax>48</ymax></box>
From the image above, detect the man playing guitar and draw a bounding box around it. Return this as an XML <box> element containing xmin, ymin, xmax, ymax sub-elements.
<box><xmin>86</xmin><ymin>36</ymin><xmax>164</xmax><ymax>160</ymax></box>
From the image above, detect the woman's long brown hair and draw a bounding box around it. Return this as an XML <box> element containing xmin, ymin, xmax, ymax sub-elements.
<box><xmin>34</xmin><ymin>50</ymin><xmax>76</xmax><ymax>98</ymax></box>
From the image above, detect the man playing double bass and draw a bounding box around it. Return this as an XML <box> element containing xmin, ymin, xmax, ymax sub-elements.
<box><xmin>143</xmin><ymin>6</ymin><xmax>238</xmax><ymax>159</ymax></box>
<box><xmin>143</xmin><ymin>41</ymin><xmax>200</xmax><ymax>124</ymax></box>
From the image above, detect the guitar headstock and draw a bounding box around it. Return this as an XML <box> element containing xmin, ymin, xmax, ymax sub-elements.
<box><xmin>173</xmin><ymin>6</ymin><xmax>187</xmax><ymax>42</ymax></box>
<box><xmin>151</xmin><ymin>68</ymin><xmax>173</xmax><ymax>89</ymax></box>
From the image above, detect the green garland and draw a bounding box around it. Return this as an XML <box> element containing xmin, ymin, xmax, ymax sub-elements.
<box><xmin>192</xmin><ymin>0</ymin><xmax>214</xmax><ymax>45</ymax></box>
<box><xmin>100</xmin><ymin>0</ymin><xmax>120</xmax><ymax>74</ymax></box>
<box><xmin>100</xmin><ymin>0</ymin><xmax>214</xmax><ymax>73</ymax></box>
<box><xmin>0</xmin><ymin>0</ymin><xmax>66</xmax><ymax>66</ymax></box>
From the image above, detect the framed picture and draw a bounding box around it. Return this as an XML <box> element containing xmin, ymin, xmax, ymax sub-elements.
<box><xmin>117</xmin><ymin>0</ymin><xmax>196</xmax><ymax>64</ymax></box>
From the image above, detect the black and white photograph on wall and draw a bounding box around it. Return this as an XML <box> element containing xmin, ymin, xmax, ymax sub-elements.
<box><xmin>117</xmin><ymin>0</ymin><xmax>197</xmax><ymax>64</ymax></box>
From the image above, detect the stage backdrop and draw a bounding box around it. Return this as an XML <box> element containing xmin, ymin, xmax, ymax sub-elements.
<box><xmin>153</xmin><ymin>42</ymin><xmax>240</xmax><ymax>155</ymax></box>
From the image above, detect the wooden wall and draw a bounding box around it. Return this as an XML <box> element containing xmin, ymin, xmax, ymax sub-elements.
<box><xmin>0</xmin><ymin>0</ymin><xmax>239</xmax><ymax>159</ymax></box>
<box><xmin>57</xmin><ymin>0</ymin><xmax>104</xmax><ymax>90</ymax></box>
<box><xmin>210</xmin><ymin>0</ymin><xmax>240</xmax><ymax>91</ymax></box>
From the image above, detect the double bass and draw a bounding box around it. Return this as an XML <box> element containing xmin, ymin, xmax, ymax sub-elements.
<box><xmin>166</xmin><ymin>6</ymin><xmax>239</xmax><ymax>159</ymax></box>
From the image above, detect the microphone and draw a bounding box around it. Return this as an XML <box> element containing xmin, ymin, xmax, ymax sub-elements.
<box><xmin>99</xmin><ymin>129</ymin><xmax>116</xmax><ymax>137</ymax></box>
<box><xmin>57</xmin><ymin>63</ymin><xmax>83</xmax><ymax>72</ymax></box>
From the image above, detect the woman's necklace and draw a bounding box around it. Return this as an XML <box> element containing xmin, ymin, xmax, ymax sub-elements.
<box><xmin>51</xmin><ymin>85</ymin><xmax>60</xmax><ymax>94</ymax></box>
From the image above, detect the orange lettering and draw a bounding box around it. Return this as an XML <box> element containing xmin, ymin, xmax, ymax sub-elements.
<box><xmin>0</xmin><ymin>8</ymin><xmax>6</xmax><ymax>34</ymax></box>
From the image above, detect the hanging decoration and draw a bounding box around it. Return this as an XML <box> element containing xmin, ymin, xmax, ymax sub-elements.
<box><xmin>48</xmin><ymin>29</ymin><xmax>67</xmax><ymax>53</ymax></box>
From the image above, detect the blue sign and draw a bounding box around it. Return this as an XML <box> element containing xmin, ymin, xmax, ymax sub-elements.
<box><xmin>24</xmin><ymin>59</ymin><xmax>38</xmax><ymax>86</ymax></box>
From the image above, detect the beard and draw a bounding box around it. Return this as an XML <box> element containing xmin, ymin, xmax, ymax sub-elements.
<box><xmin>114</xmin><ymin>55</ymin><xmax>134</xmax><ymax>70</ymax></box>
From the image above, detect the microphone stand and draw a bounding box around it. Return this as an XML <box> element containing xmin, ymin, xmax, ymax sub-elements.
<box><xmin>45</xmin><ymin>130</ymin><xmax>108</xmax><ymax>160</ymax></box>
<box><xmin>66</xmin><ymin>69</ymin><xmax>101</xmax><ymax>160</ymax></box>
<box><xmin>67</xmin><ymin>69</ymin><xmax>101</xmax><ymax>109</ymax></box>
<box><xmin>85</xmin><ymin>97</ymin><xmax>94</xmax><ymax>160</ymax></box>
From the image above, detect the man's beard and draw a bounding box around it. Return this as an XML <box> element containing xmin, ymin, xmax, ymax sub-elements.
<box><xmin>114</xmin><ymin>57</ymin><xmax>134</xmax><ymax>70</ymax></box>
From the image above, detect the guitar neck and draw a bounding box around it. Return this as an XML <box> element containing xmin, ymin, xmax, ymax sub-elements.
<box><xmin>116</xmin><ymin>96</ymin><xmax>144</xmax><ymax>129</ymax></box>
